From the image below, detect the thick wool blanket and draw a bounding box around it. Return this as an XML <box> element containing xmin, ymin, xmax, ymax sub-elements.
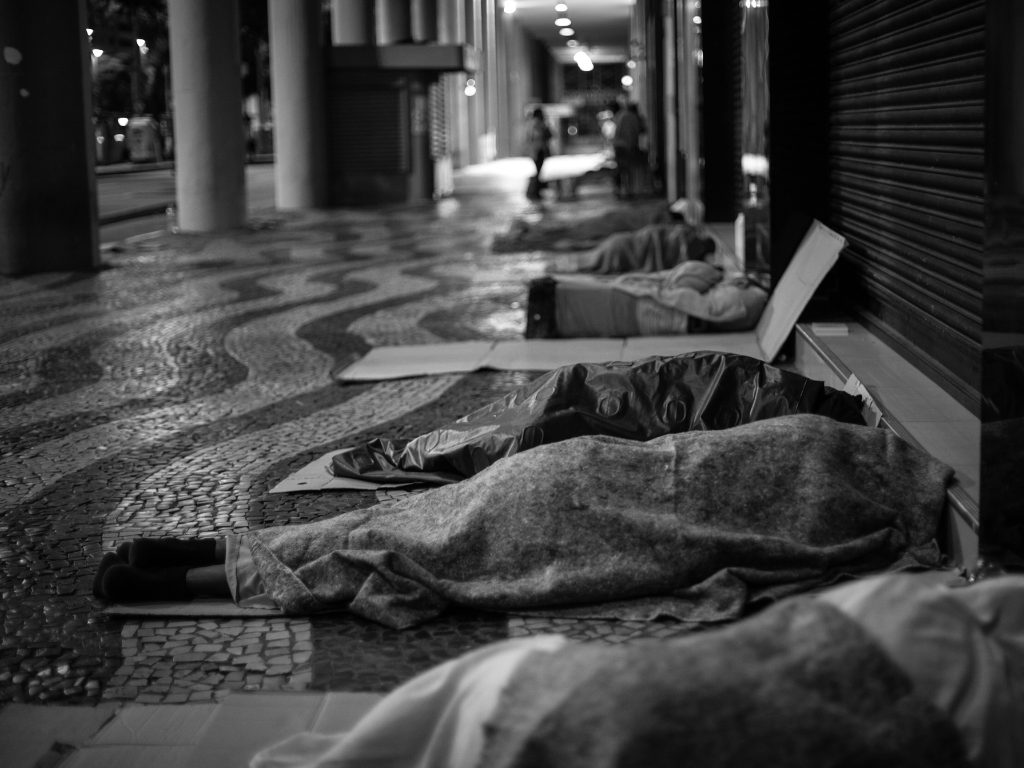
<box><xmin>479</xmin><ymin>599</ymin><xmax>969</xmax><ymax>768</ymax></box>
<box><xmin>576</xmin><ymin>224</ymin><xmax>710</xmax><ymax>275</ymax></box>
<box><xmin>250</xmin><ymin>415</ymin><xmax>951</xmax><ymax>628</ymax></box>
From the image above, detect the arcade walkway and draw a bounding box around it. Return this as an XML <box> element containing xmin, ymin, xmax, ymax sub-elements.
<box><xmin>0</xmin><ymin>165</ymin><xmax>687</xmax><ymax>765</ymax></box>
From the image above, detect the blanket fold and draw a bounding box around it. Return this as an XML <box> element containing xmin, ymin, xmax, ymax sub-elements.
<box><xmin>251</xmin><ymin>415</ymin><xmax>951</xmax><ymax>628</ymax></box>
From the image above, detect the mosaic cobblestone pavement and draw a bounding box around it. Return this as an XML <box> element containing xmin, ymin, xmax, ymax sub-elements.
<box><xmin>0</xmin><ymin>183</ymin><xmax>692</xmax><ymax>707</ymax></box>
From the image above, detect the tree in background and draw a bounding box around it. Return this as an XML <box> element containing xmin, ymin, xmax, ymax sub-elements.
<box><xmin>87</xmin><ymin>0</ymin><xmax>169</xmax><ymax>115</ymax></box>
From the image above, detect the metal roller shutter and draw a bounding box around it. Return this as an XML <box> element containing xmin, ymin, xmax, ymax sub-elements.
<box><xmin>828</xmin><ymin>0</ymin><xmax>984</xmax><ymax>408</ymax></box>
<box><xmin>326</xmin><ymin>72</ymin><xmax>410</xmax><ymax>175</ymax></box>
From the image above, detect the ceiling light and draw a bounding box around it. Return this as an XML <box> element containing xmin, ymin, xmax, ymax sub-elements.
<box><xmin>573</xmin><ymin>50</ymin><xmax>593</xmax><ymax>71</ymax></box>
<box><xmin>118</xmin><ymin>117</ymin><xmax>129</xmax><ymax>126</ymax></box>
<box><xmin>465</xmin><ymin>84</ymin><xmax>477</xmax><ymax>96</ymax></box>
<box><xmin>559</xmin><ymin>27</ymin><xmax>574</xmax><ymax>36</ymax></box>
<box><xmin>92</xmin><ymin>48</ymin><xmax>103</xmax><ymax>58</ymax></box>
<box><xmin>693</xmin><ymin>15</ymin><xmax>701</xmax><ymax>24</ymax></box>
<box><xmin>555</xmin><ymin>18</ymin><xmax>571</xmax><ymax>26</ymax></box>
<box><xmin>503</xmin><ymin>1</ymin><xmax>516</xmax><ymax>13</ymax></box>
<box><xmin>621</xmin><ymin>75</ymin><xmax>633</xmax><ymax>87</ymax></box>
<box><xmin>86</xmin><ymin>28</ymin><xmax>93</xmax><ymax>36</ymax></box>
<box><xmin>626</xmin><ymin>60</ymin><xmax>636</xmax><ymax>69</ymax></box>
<box><xmin>566</xmin><ymin>39</ymin><xmax>579</xmax><ymax>47</ymax></box>
<box><xmin>137</xmin><ymin>38</ymin><xmax>146</xmax><ymax>47</ymax></box>
<box><xmin>555</xmin><ymin>3</ymin><xmax>568</xmax><ymax>11</ymax></box>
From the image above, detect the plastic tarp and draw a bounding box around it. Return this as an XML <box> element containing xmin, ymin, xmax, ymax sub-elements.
<box><xmin>331</xmin><ymin>352</ymin><xmax>865</xmax><ymax>486</ymax></box>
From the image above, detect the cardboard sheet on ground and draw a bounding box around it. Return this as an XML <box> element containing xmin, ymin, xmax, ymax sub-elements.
<box><xmin>337</xmin><ymin>220</ymin><xmax>845</xmax><ymax>380</ymax></box>
<box><xmin>338</xmin><ymin>338</ymin><xmax>628</xmax><ymax>381</ymax></box>
<box><xmin>269</xmin><ymin>450</ymin><xmax>418</xmax><ymax>493</ymax></box>
<box><xmin>482</xmin><ymin>338</ymin><xmax>625</xmax><ymax>371</ymax></box>
<box><xmin>102</xmin><ymin>599</ymin><xmax>284</xmax><ymax>617</ymax></box>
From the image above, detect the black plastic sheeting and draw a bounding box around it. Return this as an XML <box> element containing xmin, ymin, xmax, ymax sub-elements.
<box><xmin>332</xmin><ymin>352</ymin><xmax>866</xmax><ymax>486</ymax></box>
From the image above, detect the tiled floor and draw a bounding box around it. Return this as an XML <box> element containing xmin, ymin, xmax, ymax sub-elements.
<box><xmin>0</xmin><ymin>164</ymin><xmax>692</xmax><ymax>742</ymax></box>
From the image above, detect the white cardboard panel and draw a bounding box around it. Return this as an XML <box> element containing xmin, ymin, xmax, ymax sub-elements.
<box><xmin>754</xmin><ymin>220</ymin><xmax>846</xmax><ymax>362</ymax></box>
<box><xmin>269</xmin><ymin>450</ymin><xmax>344</xmax><ymax>492</ymax></box>
<box><xmin>337</xmin><ymin>341</ymin><xmax>495</xmax><ymax>381</ymax></box>
<box><xmin>621</xmin><ymin>334</ymin><xmax>761</xmax><ymax>361</ymax></box>
<box><xmin>481</xmin><ymin>338</ymin><xmax>626</xmax><ymax>371</ymax></box>
<box><xmin>270</xmin><ymin>450</ymin><xmax>415</xmax><ymax>494</ymax></box>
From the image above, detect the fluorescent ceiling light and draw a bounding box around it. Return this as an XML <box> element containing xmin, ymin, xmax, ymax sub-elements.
<box><xmin>92</xmin><ymin>48</ymin><xmax>103</xmax><ymax>58</ymax></box>
<box><xmin>621</xmin><ymin>75</ymin><xmax>633</xmax><ymax>87</ymax></box>
<box><xmin>566</xmin><ymin>39</ymin><xmax>579</xmax><ymax>47</ymax></box>
<box><xmin>555</xmin><ymin>3</ymin><xmax>568</xmax><ymax>11</ymax></box>
<box><xmin>559</xmin><ymin>27</ymin><xmax>574</xmax><ymax>36</ymax></box>
<box><xmin>555</xmin><ymin>18</ymin><xmax>571</xmax><ymax>26</ymax></box>
<box><xmin>574</xmin><ymin>50</ymin><xmax>593</xmax><ymax>71</ymax></box>
<box><xmin>503</xmin><ymin>1</ymin><xmax>516</xmax><ymax>13</ymax></box>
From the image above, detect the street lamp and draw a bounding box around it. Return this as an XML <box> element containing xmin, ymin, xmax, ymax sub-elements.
<box><xmin>573</xmin><ymin>50</ymin><xmax>593</xmax><ymax>71</ymax></box>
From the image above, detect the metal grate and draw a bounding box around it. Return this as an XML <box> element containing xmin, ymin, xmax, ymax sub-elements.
<box><xmin>828</xmin><ymin>0</ymin><xmax>984</xmax><ymax>404</ymax></box>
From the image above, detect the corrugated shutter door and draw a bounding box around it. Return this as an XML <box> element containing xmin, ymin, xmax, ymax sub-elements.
<box><xmin>828</xmin><ymin>0</ymin><xmax>984</xmax><ymax>405</ymax></box>
<box><xmin>327</xmin><ymin>72</ymin><xmax>409</xmax><ymax>174</ymax></box>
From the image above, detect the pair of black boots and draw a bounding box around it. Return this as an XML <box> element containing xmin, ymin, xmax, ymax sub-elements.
<box><xmin>92</xmin><ymin>538</ymin><xmax>218</xmax><ymax>602</ymax></box>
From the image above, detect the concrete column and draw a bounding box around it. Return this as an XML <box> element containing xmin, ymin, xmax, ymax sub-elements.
<box><xmin>269</xmin><ymin>0</ymin><xmax>328</xmax><ymax>209</ymax></box>
<box><xmin>377</xmin><ymin>0</ymin><xmax>411</xmax><ymax>44</ymax></box>
<box><xmin>167</xmin><ymin>0</ymin><xmax>246</xmax><ymax>231</ymax></box>
<box><xmin>332</xmin><ymin>0</ymin><xmax>372</xmax><ymax>45</ymax></box>
<box><xmin>437</xmin><ymin>0</ymin><xmax>465</xmax><ymax>44</ymax></box>
<box><xmin>0</xmin><ymin>0</ymin><xmax>98</xmax><ymax>275</ymax></box>
<box><xmin>411</xmin><ymin>0</ymin><xmax>438</xmax><ymax>42</ymax></box>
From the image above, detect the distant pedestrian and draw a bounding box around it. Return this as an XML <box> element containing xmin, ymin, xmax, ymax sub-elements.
<box><xmin>614</xmin><ymin>103</ymin><xmax>642</xmax><ymax>198</ymax></box>
<box><xmin>526</xmin><ymin>108</ymin><xmax>553</xmax><ymax>200</ymax></box>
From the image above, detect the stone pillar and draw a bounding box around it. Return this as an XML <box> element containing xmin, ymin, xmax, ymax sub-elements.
<box><xmin>167</xmin><ymin>0</ymin><xmax>246</xmax><ymax>231</ymax></box>
<box><xmin>332</xmin><ymin>0</ymin><xmax>372</xmax><ymax>45</ymax></box>
<box><xmin>377</xmin><ymin>0</ymin><xmax>411</xmax><ymax>45</ymax></box>
<box><xmin>411</xmin><ymin>0</ymin><xmax>438</xmax><ymax>43</ymax></box>
<box><xmin>979</xmin><ymin>0</ymin><xmax>1024</xmax><ymax>569</ymax></box>
<box><xmin>269</xmin><ymin>0</ymin><xmax>328</xmax><ymax>209</ymax></box>
<box><xmin>0</xmin><ymin>0</ymin><xmax>98</xmax><ymax>275</ymax></box>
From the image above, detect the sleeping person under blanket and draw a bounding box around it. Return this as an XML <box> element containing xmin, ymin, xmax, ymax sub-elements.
<box><xmin>250</xmin><ymin>571</ymin><xmax>1024</xmax><ymax>768</ymax></box>
<box><xmin>94</xmin><ymin>415</ymin><xmax>953</xmax><ymax>630</ymax></box>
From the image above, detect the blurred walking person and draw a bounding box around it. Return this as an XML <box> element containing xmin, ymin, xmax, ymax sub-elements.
<box><xmin>525</xmin><ymin>108</ymin><xmax>552</xmax><ymax>201</ymax></box>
